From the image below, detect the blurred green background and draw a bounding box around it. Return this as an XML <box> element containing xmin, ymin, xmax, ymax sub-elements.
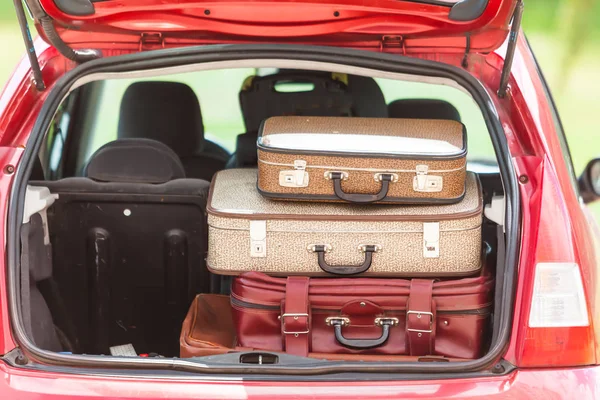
<box><xmin>0</xmin><ymin>1</ymin><xmax>598</xmax><ymax>216</ymax></box>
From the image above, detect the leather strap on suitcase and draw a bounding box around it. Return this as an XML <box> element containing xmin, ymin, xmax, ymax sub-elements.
<box><xmin>282</xmin><ymin>277</ymin><xmax>311</xmax><ymax>357</ymax></box>
<box><xmin>406</xmin><ymin>280</ymin><xmax>435</xmax><ymax>356</ymax></box>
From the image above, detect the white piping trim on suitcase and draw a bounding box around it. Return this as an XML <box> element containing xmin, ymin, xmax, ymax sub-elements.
<box><xmin>258</xmin><ymin>158</ymin><xmax>466</xmax><ymax>174</ymax></box>
<box><xmin>208</xmin><ymin>225</ymin><xmax>481</xmax><ymax>234</ymax></box>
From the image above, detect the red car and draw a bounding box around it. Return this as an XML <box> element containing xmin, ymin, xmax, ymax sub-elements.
<box><xmin>0</xmin><ymin>0</ymin><xmax>599</xmax><ymax>398</ymax></box>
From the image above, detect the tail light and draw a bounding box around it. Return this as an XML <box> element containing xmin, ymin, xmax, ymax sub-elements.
<box><xmin>516</xmin><ymin>167</ymin><xmax>597</xmax><ymax>367</ymax></box>
<box><xmin>519</xmin><ymin>262</ymin><xmax>595</xmax><ymax>367</ymax></box>
<box><xmin>528</xmin><ymin>263</ymin><xmax>589</xmax><ymax>329</ymax></box>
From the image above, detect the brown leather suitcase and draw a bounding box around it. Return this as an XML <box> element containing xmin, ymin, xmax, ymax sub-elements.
<box><xmin>207</xmin><ymin>169</ymin><xmax>483</xmax><ymax>277</ymax></box>
<box><xmin>257</xmin><ymin>116</ymin><xmax>467</xmax><ymax>204</ymax></box>
<box><xmin>230</xmin><ymin>271</ymin><xmax>494</xmax><ymax>359</ymax></box>
<box><xmin>180</xmin><ymin>294</ymin><xmax>468</xmax><ymax>362</ymax></box>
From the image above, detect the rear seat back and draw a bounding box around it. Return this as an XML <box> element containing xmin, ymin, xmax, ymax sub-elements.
<box><xmin>31</xmin><ymin>139</ymin><xmax>210</xmax><ymax>357</ymax></box>
<box><xmin>388</xmin><ymin>99</ymin><xmax>461</xmax><ymax>122</ymax></box>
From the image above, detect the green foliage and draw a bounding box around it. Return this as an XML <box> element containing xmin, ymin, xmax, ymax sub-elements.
<box><xmin>0</xmin><ymin>2</ymin><xmax>16</xmax><ymax>22</ymax></box>
<box><xmin>523</xmin><ymin>0</ymin><xmax>600</xmax><ymax>38</ymax></box>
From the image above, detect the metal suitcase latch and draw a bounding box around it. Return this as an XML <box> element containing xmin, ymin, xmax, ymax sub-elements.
<box><xmin>413</xmin><ymin>165</ymin><xmax>443</xmax><ymax>193</ymax></box>
<box><xmin>423</xmin><ymin>222</ymin><xmax>440</xmax><ymax>258</ymax></box>
<box><xmin>279</xmin><ymin>160</ymin><xmax>309</xmax><ymax>188</ymax></box>
<box><xmin>250</xmin><ymin>220</ymin><xmax>267</xmax><ymax>258</ymax></box>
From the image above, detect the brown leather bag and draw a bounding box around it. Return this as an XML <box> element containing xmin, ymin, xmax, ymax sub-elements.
<box><xmin>231</xmin><ymin>271</ymin><xmax>494</xmax><ymax>358</ymax></box>
<box><xmin>180</xmin><ymin>294</ymin><xmax>238</xmax><ymax>358</ymax></box>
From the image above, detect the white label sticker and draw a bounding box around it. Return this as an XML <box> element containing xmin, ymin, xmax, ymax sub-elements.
<box><xmin>109</xmin><ymin>343</ymin><xmax>137</xmax><ymax>357</ymax></box>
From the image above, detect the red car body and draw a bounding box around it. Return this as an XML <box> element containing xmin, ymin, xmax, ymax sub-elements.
<box><xmin>0</xmin><ymin>0</ymin><xmax>599</xmax><ymax>397</ymax></box>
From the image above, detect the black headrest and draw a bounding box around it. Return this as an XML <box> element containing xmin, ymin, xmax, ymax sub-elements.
<box><xmin>239</xmin><ymin>72</ymin><xmax>354</xmax><ymax>132</ymax></box>
<box><xmin>346</xmin><ymin>75</ymin><xmax>388</xmax><ymax>118</ymax></box>
<box><xmin>118</xmin><ymin>81</ymin><xmax>204</xmax><ymax>156</ymax></box>
<box><xmin>85</xmin><ymin>139</ymin><xmax>185</xmax><ymax>184</ymax></box>
<box><xmin>241</xmin><ymin>71</ymin><xmax>388</xmax><ymax>122</ymax></box>
<box><xmin>388</xmin><ymin>99</ymin><xmax>461</xmax><ymax>122</ymax></box>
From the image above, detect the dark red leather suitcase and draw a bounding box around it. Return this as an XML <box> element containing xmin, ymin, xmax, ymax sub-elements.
<box><xmin>231</xmin><ymin>271</ymin><xmax>494</xmax><ymax>358</ymax></box>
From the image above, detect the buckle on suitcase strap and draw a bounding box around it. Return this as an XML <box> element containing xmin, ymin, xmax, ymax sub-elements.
<box><xmin>281</xmin><ymin>313</ymin><xmax>310</xmax><ymax>335</ymax></box>
<box><xmin>406</xmin><ymin>311</ymin><xmax>434</xmax><ymax>333</ymax></box>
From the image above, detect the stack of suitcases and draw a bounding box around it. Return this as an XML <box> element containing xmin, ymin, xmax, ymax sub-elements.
<box><xmin>180</xmin><ymin>116</ymin><xmax>495</xmax><ymax>361</ymax></box>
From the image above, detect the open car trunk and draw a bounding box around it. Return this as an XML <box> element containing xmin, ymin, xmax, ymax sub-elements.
<box><xmin>8</xmin><ymin>45</ymin><xmax>519</xmax><ymax>376</ymax></box>
<box><xmin>21</xmin><ymin>175</ymin><xmax>503</xmax><ymax>359</ymax></box>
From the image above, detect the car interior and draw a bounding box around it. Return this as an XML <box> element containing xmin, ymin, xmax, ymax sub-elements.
<box><xmin>20</xmin><ymin>67</ymin><xmax>505</xmax><ymax>361</ymax></box>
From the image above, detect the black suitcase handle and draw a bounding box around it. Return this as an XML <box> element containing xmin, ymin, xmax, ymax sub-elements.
<box><xmin>328</xmin><ymin>172</ymin><xmax>394</xmax><ymax>203</ymax></box>
<box><xmin>309</xmin><ymin>244</ymin><xmax>379</xmax><ymax>275</ymax></box>
<box><xmin>326</xmin><ymin>317</ymin><xmax>399</xmax><ymax>349</ymax></box>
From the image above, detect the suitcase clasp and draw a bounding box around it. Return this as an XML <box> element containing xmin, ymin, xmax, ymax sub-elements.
<box><xmin>250</xmin><ymin>220</ymin><xmax>267</xmax><ymax>258</ymax></box>
<box><xmin>414</xmin><ymin>165</ymin><xmax>443</xmax><ymax>193</ymax></box>
<box><xmin>423</xmin><ymin>222</ymin><xmax>440</xmax><ymax>258</ymax></box>
<box><xmin>279</xmin><ymin>160</ymin><xmax>309</xmax><ymax>187</ymax></box>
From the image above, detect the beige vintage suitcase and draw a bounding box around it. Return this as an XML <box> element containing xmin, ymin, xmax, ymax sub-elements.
<box><xmin>257</xmin><ymin>116</ymin><xmax>467</xmax><ymax>204</ymax></box>
<box><xmin>207</xmin><ymin>169</ymin><xmax>483</xmax><ymax>277</ymax></box>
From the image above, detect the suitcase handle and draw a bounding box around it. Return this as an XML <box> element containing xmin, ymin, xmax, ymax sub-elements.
<box><xmin>328</xmin><ymin>172</ymin><xmax>394</xmax><ymax>203</ymax></box>
<box><xmin>326</xmin><ymin>316</ymin><xmax>398</xmax><ymax>349</ymax></box>
<box><xmin>309</xmin><ymin>244</ymin><xmax>380</xmax><ymax>275</ymax></box>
